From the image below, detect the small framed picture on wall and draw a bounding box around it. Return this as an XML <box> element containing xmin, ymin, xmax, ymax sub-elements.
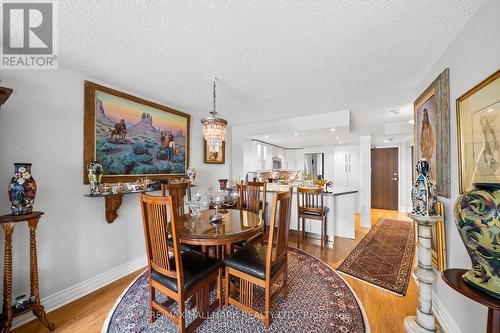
<box><xmin>204</xmin><ymin>140</ymin><xmax>225</xmax><ymax>164</ymax></box>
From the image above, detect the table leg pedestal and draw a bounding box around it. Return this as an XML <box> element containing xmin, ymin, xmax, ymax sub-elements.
<box><xmin>405</xmin><ymin>218</ymin><xmax>442</xmax><ymax>333</ymax></box>
<box><xmin>28</xmin><ymin>218</ymin><xmax>55</xmax><ymax>332</ymax></box>
<box><xmin>1</xmin><ymin>223</ymin><xmax>14</xmax><ymax>333</ymax></box>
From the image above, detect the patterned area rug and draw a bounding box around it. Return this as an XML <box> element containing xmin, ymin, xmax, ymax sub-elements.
<box><xmin>337</xmin><ymin>219</ymin><xmax>415</xmax><ymax>296</ymax></box>
<box><xmin>103</xmin><ymin>247</ymin><xmax>369</xmax><ymax>332</ymax></box>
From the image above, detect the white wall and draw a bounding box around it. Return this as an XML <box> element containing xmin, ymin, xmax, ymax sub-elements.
<box><xmin>0</xmin><ymin>69</ymin><xmax>230</xmax><ymax>309</ymax></box>
<box><xmin>415</xmin><ymin>0</ymin><xmax>500</xmax><ymax>331</ymax></box>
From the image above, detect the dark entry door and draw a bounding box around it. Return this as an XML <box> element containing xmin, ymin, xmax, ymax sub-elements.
<box><xmin>371</xmin><ymin>147</ymin><xmax>399</xmax><ymax>210</ymax></box>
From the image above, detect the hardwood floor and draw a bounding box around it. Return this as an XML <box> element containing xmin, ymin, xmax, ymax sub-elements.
<box><xmin>14</xmin><ymin>209</ymin><xmax>416</xmax><ymax>333</ymax></box>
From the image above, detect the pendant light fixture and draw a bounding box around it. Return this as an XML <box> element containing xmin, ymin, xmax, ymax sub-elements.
<box><xmin>201</xmin><ymin>76</ymin><xmax>228</xmax><ymax>153</ymax></box>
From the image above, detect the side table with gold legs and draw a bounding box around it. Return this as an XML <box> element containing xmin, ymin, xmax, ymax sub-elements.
<box><xmin>0</xmin><ymin>211</ymin><xmax>55</xmax><ymax>333</ymax></box>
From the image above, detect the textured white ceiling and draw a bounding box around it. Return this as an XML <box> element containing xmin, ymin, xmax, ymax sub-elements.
<box><xmin>59</xmin><ymin>0</ymin><xmax>483</xmax><ymax>133</ymax></box>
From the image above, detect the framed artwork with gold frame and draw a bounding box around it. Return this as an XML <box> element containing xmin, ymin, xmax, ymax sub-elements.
<box><xmin>457</xmin><ymin>70</ymin><xmax>500</xmax><ymax>193</ymax></box>
<box><xmin>83</xmin><ymin>81</ymin><xmax>190</xmax><ymax>184</ymax></box>
<box><xmin>204</xmin><ymin>140</ymin><xmax>225</xmax><ymax>164</ymax></box>
<box><xmin>413</xmin><ymin>68</ymin><xmax>451</xmax><ymax>198</ymax></box>
<box><xmin>431</xmin><ymin>202</ymin><xmax>446</xmax><ymax>271</ymax></box>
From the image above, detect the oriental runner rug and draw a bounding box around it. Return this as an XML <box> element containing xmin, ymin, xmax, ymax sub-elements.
<box><xmin>337</xmin><ymin>218</ymin><xmax>415</xmax><ymax>296</ymax></box>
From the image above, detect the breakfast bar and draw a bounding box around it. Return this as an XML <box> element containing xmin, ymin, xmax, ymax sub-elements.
<box><xmin>263</xmin><ymin>184</ymin><xmax>358</xmax><ymax>242</ymax></box>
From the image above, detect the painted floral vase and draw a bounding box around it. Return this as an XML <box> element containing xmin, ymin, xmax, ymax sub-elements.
<box><xmin>411</xmin><ymin>159</ymin><xmax>437</xmax><ymax>216</ymax></box>
<box><xmin>87</xmin><ymin>161</ymin><xmax>104</xmax><ymax>195</ymax></box>
<box><xmin>8</xmin><ymin>163</ymin><xmax>37</xmax><ymax>215</ymax></box>
<box><xmin>454</xmin><ymin>185</ymin><xmax>500</xmax><ymax>299</ymax></box>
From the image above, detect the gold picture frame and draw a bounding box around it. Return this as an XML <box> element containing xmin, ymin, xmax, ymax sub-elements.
<box><xmin>413</xmin><ymin>68</ymin><xmax>451</xmax><ymax>198</ymax></box>
<box><xmin>203</xmin><ymin>140</ymin><xmax>225</xmax><ymax>164</ymax></box>
<box><xmin>457</xmin><ymin>70</ymin><xmax>500</xmax><ymax>193</ymax></box>
<box><xmin>431</xmin><ymin>202</ymin><xmax>446</xmax><ymax>271</ymax></box>
<box><xmin>83</xmin><ymin>81</ymin><xmax>190</xmax><ymax>184</ymax></box>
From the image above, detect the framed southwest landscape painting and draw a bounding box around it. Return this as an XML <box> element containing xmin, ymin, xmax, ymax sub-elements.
<box><xmin>457</xmin><ymin>70</ymin><xmax>500</xmax><ymax>193</ymax></box>
<box><xmin>414</xmin><ymin>68</ymin><xmax>451</xmax><ymax>198</ymax></box>
<box><xmin>83</xmin><ymin>81</ymin><xmax>190</xmax><ymax>184</ymax></box>
<box><xmin>204</xmin><ymin>140</ymin><xmax>225</xmax><ymax>164</ymax></box>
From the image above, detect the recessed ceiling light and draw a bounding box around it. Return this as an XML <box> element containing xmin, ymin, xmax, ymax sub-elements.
<box><xmin>383</xmin><ymin>138</ymin><xmax>394</xmax><ymax>143</ymax></box>
<box><xmin>389</xmin><ymin>109</ymin><xmax>400</xmax><ymax>115</ymax></box>
<box><xmin>336</xmin><ymin>136</ymin><xmax>339</xmax><ymax>139</ymax></box>
<box><xmin>383</xmin><ymin>139</ymin><xmax>389</xmax><ymax>143</ymax></box>
<box><xmin>330</xmin><ymin>128</ymin><xmax>336</xmax><ymax>132</ymax></box>
<box><xmin>294</xmin><ymin>132</ymin><xmax>299</xmax><ymax>136</ymax></box>
<box><xmin>408</xmin><ymin>119</ymin><xmax>415</xmax><ymax>125</ymax></box>
<box><xmin>338</xmin><ymin>141</ymin><xmax>342</xmax><ymax>144</ymax></box>
<box><xmin>488</xmin><ymin>109</ymin><xmax>494</xmax><ymax>113</ymax></box>
<box><xmin>264</xmin><ymin>135</ymin><xmax>269</xmax><ymax>138</ymax></box>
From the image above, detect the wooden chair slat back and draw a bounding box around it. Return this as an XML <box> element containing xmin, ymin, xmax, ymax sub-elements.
<box><xmin>245</xmin><ymin>181</ymin><xmax>265</xmax><ymax>213</ymax></box>
<box><xmin>140</xmin><ymin>194</ymin><xmax>180</xmax><ymax>280</ymax></box>
<box><xmin>297</xmin><ymin>187</ymin><xmax>323</xmax><ymax>214</ymax></box>
<box><xmin>266</xmin><ymin>188</ymin><xmax>293</xmax><ymax>274</ymax></box>
<box><xmin>161</xmin><ymin>182</ymin><xmax>188</xmax><ymax>218</ymax></box>
<box><xmin>236</xmin><ymin>182</ymin><xmax>247</xmax><ymax>209</ymax></box>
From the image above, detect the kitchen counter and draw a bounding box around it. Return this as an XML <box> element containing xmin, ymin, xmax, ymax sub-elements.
<box><xmin>260</xmin><ymin>184</ymin><xmax>358</xmax><ymax>241</ymax></box>
<box><xmin>263</xmin><ymin>183</ymin><xmax>358</xmax><ymax>196</ymax></box>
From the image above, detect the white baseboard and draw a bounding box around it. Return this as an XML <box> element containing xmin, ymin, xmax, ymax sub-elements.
<box><xmin>432</xmin><ymin>290</ymin><xmax>462</xmax><ymax>333</ymax></box>
<box><xmin>12</xmin><ymin>255</ymin><xmax>147</xmax><ymax>329</ymax></box>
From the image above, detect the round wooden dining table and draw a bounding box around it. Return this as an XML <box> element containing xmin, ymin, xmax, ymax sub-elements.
<box><xmin>175</xmin><ymin>208</ymin><xmax>263</xmax><ymax>258</ymax></box>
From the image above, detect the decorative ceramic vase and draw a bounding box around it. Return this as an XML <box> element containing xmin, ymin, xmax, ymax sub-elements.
<box><xmin>454</xmin><ymin>185</ymin><xmax>500</xmax><ymax>299</ymax></box>
<box><xmin>411</xmin><ymin>159</ymin><xmax>437</xmax><ymax>216</ymax></box>
<box><xmin>8</xmin><ymin>163</ymin><xmax>37</xmax><ymax>215</ymax></box>
<box><xmin>186</xmin><ymin>167</ymin><xmax>196</xmax><ymax>185</ymax></box>
<box><xmin>87</xmin><ymin>161</ymin><xmax>104</xmax><ymax>195</ymax></box>
<box><xmin>218</xmin><ymin>179</ymin><xmax>228</xmax><ymax>190</ymax></box>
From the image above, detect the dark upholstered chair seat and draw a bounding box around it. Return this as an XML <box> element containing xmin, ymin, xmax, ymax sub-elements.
<box><xmin>300</xmin><ymin>206</ymin><xmax>329</xmax><ymax>217</ymax></box>
<box><xmin>151</xmin><ymin>251</ymin><xmax>221</xmax><ymax>292</ymax></box>
<box><xmin>166</xmin><ymin>237</ymin><xmax>202</xmax><ymax>252</ymax></box>
<box><xmin>224</xmin><ymin>243</ymin><xmax>286</xmax><ymax>280</ymax></box>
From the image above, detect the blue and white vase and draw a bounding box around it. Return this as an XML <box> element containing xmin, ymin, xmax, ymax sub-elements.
<box><xmin>411</xmin><ymin>159</ymin><xmax>437</xmax><ymax>216</ymax></box>
<box><xmin>8</xmin><ymin>163</ymin><xmax>37</xmax><ymax>215</ymax></box>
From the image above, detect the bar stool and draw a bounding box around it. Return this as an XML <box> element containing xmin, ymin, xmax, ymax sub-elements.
<box><xmin>297</xmin><ymin>187</ymin><xmax>329</xmax><ymax>249</ymax></box>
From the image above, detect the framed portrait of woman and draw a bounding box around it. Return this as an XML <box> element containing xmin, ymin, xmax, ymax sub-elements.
<box><xmin>414</xmin><ymin>68</ymin><xmax>451</xmax><ymax>198</ymax></box>
<box><xmin>457</xmin><ymin>70</ymin><xmax>500</xmax><ymax>193</ymax></box>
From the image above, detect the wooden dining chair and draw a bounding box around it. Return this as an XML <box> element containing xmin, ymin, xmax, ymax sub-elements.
<box><xmin>297</xmin><ymin>187</ymin><xmax>329</xmax><ymax>249</ymax></box>
<box><xmin>161</xmin><ymin>182</ymin><xmax>201</xmax><ymax>253</ymax></box>
<box><xmin>224</xmin><ymin>188</ymin><xmax>293</xmax><ymax>328</ymax></box>
<box><xmin>161</xmin><ymin>182</ymin><xmax>189</xmax><ymax>218</ymax></box>
<box><xmin>140</xmin><ymin>193</ymin><xmax>222</xmax><ymax>333</ymax></box>
<box><xmin>237</xmin><ymin>181</ymin><xmax>267</xmax><ymax>237</ymax></box>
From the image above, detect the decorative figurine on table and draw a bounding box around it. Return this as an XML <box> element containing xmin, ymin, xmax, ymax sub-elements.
<box><xmin>411</xmin><ymin>159</ymin><xmax>437</xmax><ymax>216</ymax></box>
<box><xmin>87</xmin><ymin>161</ymin><xmax>104</xmax><ymax>195</ymax></box>
<box><xmin>455</xmin><ymin>186</ymin><xmax>500</xmax><ymax>299</ymax></box>
<box><xmin>8</xmin><ymin>163</ymin><xmax>37</xmax><ymax>215</ymax></box>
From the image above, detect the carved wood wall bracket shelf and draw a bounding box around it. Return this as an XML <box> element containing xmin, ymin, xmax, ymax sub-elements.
<box><xmin>84</xmin><ymin>189</ymin><xmax>157</xmax><ymax>223</ymax></box>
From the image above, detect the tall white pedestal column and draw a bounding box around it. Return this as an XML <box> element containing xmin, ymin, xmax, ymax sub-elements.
<box><xmin>404</xmin><ymin>213</ymin><xmax>442</xmax><ymax>333</ymax></box>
